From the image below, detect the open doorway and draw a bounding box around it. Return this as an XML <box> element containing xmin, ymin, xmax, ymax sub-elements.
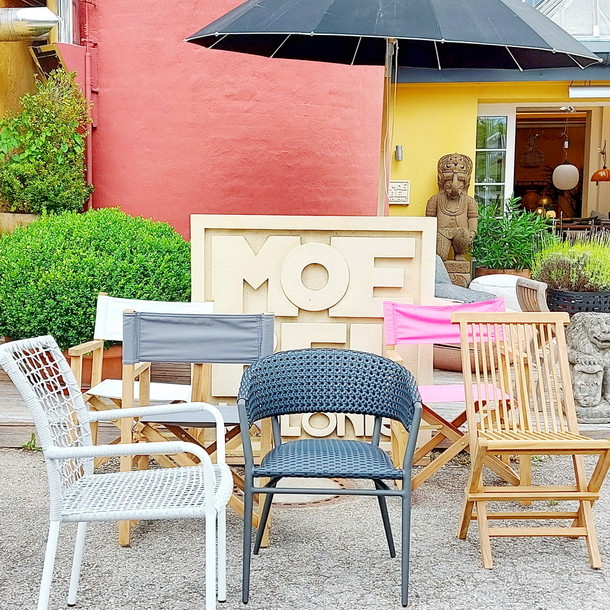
<box><xmin>513</xmin><ymin>111</ymin><xmax>587</xmax><ymax>218</ymax></box>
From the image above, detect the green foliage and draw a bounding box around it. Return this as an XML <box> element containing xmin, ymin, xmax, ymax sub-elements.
<box><xmin>471</xmin><ymin>196</ymin><xmax>553</xmax><ymax>270</ymax></box>
<box><xmin>0</xmin><ymin>208</ymin><xmax>191</xmax><ymax>350</ymax></box>
<box><xmin>20</xmin><ymin>433</ymin><xmax>41</xmax><ymax>452</ymax></box>
<box><xmin>0</xmin><ymin>69</ymin><xmax>92</xmax><ymax>214</ymax></box>
<box><xmin>531</xmin><ymin>233</ymin><xmax>610</xmax><ymax>292</ymax></box>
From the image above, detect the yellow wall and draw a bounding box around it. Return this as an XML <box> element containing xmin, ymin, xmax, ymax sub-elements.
<box><xmin>0</xmin><ymin>0</ymin><xmax>40</xmax><ymax>118</ymax></box>
<box><xmin>389</xmin><ymin>80</ymin><xmax>602</xmax><ymax>217</ymax></box>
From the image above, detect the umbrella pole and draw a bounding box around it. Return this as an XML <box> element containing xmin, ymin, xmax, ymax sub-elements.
<box><xmin>378</xmin><ymin>39</ymin><xmax>397</xmax><ymax>216</ymax></box>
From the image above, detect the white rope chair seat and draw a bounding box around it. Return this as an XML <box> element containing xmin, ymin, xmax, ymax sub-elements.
<box><xmin>61</xmin><ymin>463</ymin><xmax>233</xmax><ymax>521</ymax></box>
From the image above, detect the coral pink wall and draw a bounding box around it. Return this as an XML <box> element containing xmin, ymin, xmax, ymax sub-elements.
<box><xmin>89</xmin><ymin>1</ymin><xmax>384</xmax><ymax>237</ymax></box>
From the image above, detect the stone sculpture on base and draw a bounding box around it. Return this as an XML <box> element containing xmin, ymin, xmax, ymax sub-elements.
<box><xmin>425</xmin><ymin>153</ymin><xmax>478</xmax><ymax>287</ymax></box>
<box><xmin>566</xmin><ymin>312</ymin><xmax>610</xmax><ymax>423</ymax></box>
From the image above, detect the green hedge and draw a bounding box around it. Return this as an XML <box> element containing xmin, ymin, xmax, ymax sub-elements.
<box><xmin>0</xmin><ymin>208</ymin><xmax>191</xmax><ymax>349</ymax></box>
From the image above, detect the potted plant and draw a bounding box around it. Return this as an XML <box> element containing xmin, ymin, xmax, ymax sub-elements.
<box><xmin>0</xmin><ymin>69</ymin><xmax>92</xmax><ymax>230</ymax></box>
<box><xmin>531</xmin><ymin>233</ymin><xmax>610</xmax><ymax>314</ymax></box>
<box><xmin>0</xmin><ymin>208</ymin><xmax>191</xmax><ymax>355</ymax></box>
<box><xmin>471</xmin><ymin>196</ymin><xmax>553</xmax><ymax>278</ymax></box>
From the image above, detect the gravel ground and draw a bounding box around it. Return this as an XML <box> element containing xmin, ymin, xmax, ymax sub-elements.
<box><xmin>1</xmin><ymin>449</ymin><xmax>609</xmax><ymax>610</ymax></box>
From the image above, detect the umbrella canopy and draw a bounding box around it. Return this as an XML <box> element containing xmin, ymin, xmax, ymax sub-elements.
<box><xmin>186</xmin><ymin>0</ymin><xmax>600</xmax><ymax>70</ymax></box>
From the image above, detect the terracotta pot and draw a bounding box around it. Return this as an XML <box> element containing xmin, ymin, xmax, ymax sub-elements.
<box><xmin>65</xmin><ymin>345</ymin><xmax>123</xmax><ymax>389</ymax></box>
<box><xmin>474</xmin><ymin>267</ymin><xmax>531</xmax><ymax>279</ymax></box>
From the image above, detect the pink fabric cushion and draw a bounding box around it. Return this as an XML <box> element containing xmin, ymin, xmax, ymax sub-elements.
<box><xmin>419</xmin><ymin>383</ymin><xmax>509</xmax><ymax>404</ymax></box>
<box><xmin>383</xmin><ymin>298</ymin><xmax>506</xmax><ymax>346</ymax></box>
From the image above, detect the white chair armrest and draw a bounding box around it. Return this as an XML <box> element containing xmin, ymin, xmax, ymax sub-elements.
<box><xmin>87</xmin><ymin>403</ymin><xmax>227</xmax><ymax>463</ymax></box>
<box><xmin>45</xmin><ymin>441</ymin><xmax>213</xmax><ymax>468</ymax></box>
<box><xmin>87</xmin><ymin>402</ymin><xmax>213</xmax><ymax>422</ymax></box>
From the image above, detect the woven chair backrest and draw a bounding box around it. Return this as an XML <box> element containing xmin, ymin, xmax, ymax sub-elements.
<box><xmin>0</xmin><ymin>336</ymin><xmax>93</xmax><ymax>511</ymax></box>
<box><xmin>238</xmin><ymin>348</ymin><xmax>421</xmax><ymax>429</ymax></box>
<box><xmin>452</xmin><ymin>312</ymin><xmax>577</xmax><ymax>435</ymax></box>
<box><xmin>383</xmin><ymin>298</ymin><xmax>506</xmax><ymax>346</ymax></box>
<box><xmin>93</xmin><ymin>294</ymin><xmax>214</xmax><ymax>342</ymax></box>
<box><xmin>122</xmin><ymin>312</ymin><xmax>275</xmax><ymax>364</ymax></box>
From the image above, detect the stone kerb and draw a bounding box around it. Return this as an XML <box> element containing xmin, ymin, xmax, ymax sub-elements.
<box><xmin>191</xmin><ymin>214</ymin><xmax>436</xmax><ymax>441</ymax></box>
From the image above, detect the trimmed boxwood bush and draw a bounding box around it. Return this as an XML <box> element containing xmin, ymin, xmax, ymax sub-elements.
<box><xmin>0</xmin><ymin>208</ymin><xmax>191</xmax><ymax>349</ymax></box>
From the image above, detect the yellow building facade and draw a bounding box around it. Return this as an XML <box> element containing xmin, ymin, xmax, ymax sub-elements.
<box><xmin>390</xmin><ymin>79</ymin><xmax>610</xmax><ymax>219</ymax></box>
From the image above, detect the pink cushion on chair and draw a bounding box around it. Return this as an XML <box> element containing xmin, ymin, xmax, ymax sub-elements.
<box><xmin>419</xmin><ymin>383</ymin><xmax>509</xmax><ymax>404</ymax></box>
<box><xmin>383</xmin><ymin>298</ymin><xmax>506</xmax><ymax>346</ymax></box>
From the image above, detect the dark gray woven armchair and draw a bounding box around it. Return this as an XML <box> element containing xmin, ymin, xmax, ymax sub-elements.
<box><xmin>237</xmin><ymin>348</ymin><xmax>422</xmax><ymax>607</ymax></box>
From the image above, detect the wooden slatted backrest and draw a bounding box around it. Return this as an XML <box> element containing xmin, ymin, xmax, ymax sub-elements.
<box><xmin>515</xmin><ymin>278</ymin><xmax>549</xmax><ymax>312</ymax></box>
<box><xmin>451</xmin><ymin>312</ymin><xmax>576</xmax><ymax>442</ymax></box>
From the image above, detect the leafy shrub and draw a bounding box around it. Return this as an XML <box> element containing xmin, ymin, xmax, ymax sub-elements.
<box><xmin>0</xmin><ymin>208</ymin><xmax>191</xmax><ymax>349</ymax></box>
<box><xmin>531</xmin><ymin>233</ymin><xmax>610</xmax><ymax>292</ymax></box>
<box><xmin>472</xmin><ymin>197</ymin><xmax>553</xmax><ymax>270</ymax></box>
<box><xmin>0</xmin><ymin>69</ymin><xmax>92</xmax><ymax>214</ymax></box>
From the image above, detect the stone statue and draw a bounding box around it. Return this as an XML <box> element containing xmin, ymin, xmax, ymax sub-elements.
<box><xmin>425</xmin><ymin>153</ymin><xmax>478</xmax><ymax>286</ymax></box>
<box><xmin>566</xmin><ymin>312</ymin><xmax>610</xmax><ymax>423</ymax></box>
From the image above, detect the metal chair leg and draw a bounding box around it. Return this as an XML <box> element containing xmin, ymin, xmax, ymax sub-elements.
<box><xmin>401</xmin><ymin>488</ymin><xmax>412</xmax><ymax>608</ymax></box>
<box><xmin>38</xmin><ymin>521</ymin><xmax>61</xmax><ymax>610</ymax></box>
<box><xmin>67</xmin><ymin>522</ymin><xmax>87</xmax><ymax>606</ymax></box>
<box><xmin>374</xmin><ymin>481</ymin><xmax>395</xmax><ymax>557</ymax></box>
<box><xmin>253</xmin><ymin>478</ymin><xmax>279</xmax><ymax>554</ymax></box>
<box><xmin>242</xmin><ymin>484</ymin><xmax>254</xmax><ymax>604</ymax></box>
<box><xmin>217</xmin><ymin>507</ymin><xmax>227</xmax><ymax>602</ymax></box>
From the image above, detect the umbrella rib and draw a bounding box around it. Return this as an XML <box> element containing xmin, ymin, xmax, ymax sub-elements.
<box><xmin>351</xmin><ymin>36</ymin><xmax>362</xmax><ymax>66</ymax></box>
<box><xmin>270</xmin><ymin>34</ymin><xmax>291</xmax><ymax>59</ymax></box>
<box><xmin>567</xmin><ymin>53</ymin><xmax>586</xmax><ymax>69</ymax></box>
<box><xmin>208</xmin><ymin>34</ymin><xmax>228</xmax><ymax>50</ymax></box>
<box><xmin>433</xmin><ymin>41</ymin><xmax>441</xmax><ymax>70</ymax></box>
<box><xmin>505</xmin><ymin>47</ymin><xmax>524</xmax><ymax>72</ymax></box>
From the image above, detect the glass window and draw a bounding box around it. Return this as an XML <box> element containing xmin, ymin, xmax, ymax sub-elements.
<box><xmin>475</xmin><ymin>115</ymin><xmax>508</xmax><ymax>207</ymax></box>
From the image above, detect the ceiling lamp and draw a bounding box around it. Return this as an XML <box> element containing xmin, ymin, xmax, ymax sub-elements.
<box><xmin>591</xmin><ymin>140</ymin><xmax>610</xmax><ymax>184</ymax></box>
<box><xmin>552</xmin><ymin>112</ymin><xmax>580</xmax><ymax>191</ymax></box>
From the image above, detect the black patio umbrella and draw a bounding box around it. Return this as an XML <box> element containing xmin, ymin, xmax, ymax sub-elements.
<box><xmin>186</xmin><ymin>0</ymin><xmax>600</xmax><ymax>70</ymax></box>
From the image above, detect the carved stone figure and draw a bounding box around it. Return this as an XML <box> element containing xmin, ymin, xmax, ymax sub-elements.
<box><xmin>566</xmin><ymin>312</ymin><xmax>610</xmax><ymax>423</ymax></box>
<box><xmin>426</xmin><ymin>153</ymin><xmax>478</xmax><ymax>286</ymax></box>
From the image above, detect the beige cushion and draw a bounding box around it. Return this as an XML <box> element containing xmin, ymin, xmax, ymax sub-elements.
<box><xmin>468</xmin><ymin>274</ymin><xmax>522</xmax><ymax>311</ymax></box>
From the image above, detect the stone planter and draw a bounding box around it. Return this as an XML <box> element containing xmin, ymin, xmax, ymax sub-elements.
<box><xmin>546</xmin><ymin>288</ymin><xmax>610</xmax><ymax>316</ymax></box>
<box><xmin>0</xmin><ymin>212</ymin><xmax>40</xmax><ymax>234</ymax></box>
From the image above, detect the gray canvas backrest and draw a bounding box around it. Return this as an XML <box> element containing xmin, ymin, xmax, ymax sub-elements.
<box><xmin>122</xmin><ymin>312</ymin><xmax>274</xmax><ymax>364</ymax></box>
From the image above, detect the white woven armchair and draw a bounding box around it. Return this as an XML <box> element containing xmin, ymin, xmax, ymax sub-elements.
<box><xmin>0</xmin><ymin>336</ymin><xmax>232</xmax><ymax>610</ymax></box>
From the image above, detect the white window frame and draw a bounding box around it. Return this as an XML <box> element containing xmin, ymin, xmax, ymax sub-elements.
<box><xmin>476</xmin><ymin>104</ymin><xmax>517</xmax><ymax>210</ymax></box>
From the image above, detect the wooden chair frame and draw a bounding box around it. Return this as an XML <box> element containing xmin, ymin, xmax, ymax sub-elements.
<box><xmin>453</xmin><ymin>311</ymin><xmax>610</xmax><ymax>569</ymax></box>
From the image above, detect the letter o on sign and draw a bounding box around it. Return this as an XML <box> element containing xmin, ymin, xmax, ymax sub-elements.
<box><xmin>281</xmin><ymin>243</ymin><xmax>349</xmax><ymax>311</ymax></box>
<box><xmin>302</xmin><ymin>412</ymin><xmax>337</xmax><ymax>437</ymax></box>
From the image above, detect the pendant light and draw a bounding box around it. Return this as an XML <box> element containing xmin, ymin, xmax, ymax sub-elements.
<box><xmin>591</xmin><ymin>140</ymin><xmax>610</xmax><ymax>184</ymax></box>
<box><xmin>552</xmin><ymin>111</ymin><xmax>580</xmax><ymax>191</ymax></box>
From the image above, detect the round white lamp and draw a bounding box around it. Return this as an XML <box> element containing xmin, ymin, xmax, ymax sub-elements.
<box><xmin>552</xmin><ymin>162</ymin><xmax>579</xmax><ymax>191</ymax></box>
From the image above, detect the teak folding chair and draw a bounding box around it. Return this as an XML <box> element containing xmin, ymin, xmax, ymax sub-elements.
<box><xmin>68</xmin><ymin>294</ymin><xmax>214</xmax><ymax>445</ymax></box>
<box><xmin>0</xmin><ymin>336</ymin><xmax>231</xmax><ymax>610</ymax></box>
<box><xmin>515</xmin><ymin>277</ymin><xmax>549</xmax><ymax>312</ymax></box>
<box><xmin>237</xmin><ymin>348</ymin><xmax>422</xmax><ymax>607</ymax></box>
<box><xmin>120</xmin><ymin>311</ymin><xmax>275</xmax><ymax>546</ymax></box>
<box><xmin>453</xmin><ymin>312</ymin><xmax>610</xmax><ymax>569</ymax></box>
<box><xmin>383</xmin><ymin>298</ymin><xmax>520</xmax><ymax>489</ymax></box>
